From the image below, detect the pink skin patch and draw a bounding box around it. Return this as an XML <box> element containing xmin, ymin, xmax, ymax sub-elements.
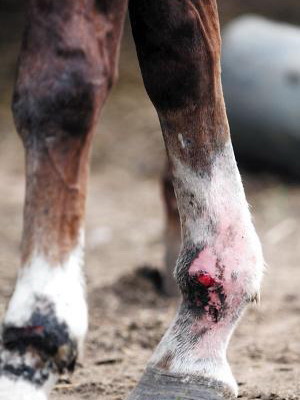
<box><xmin>189</xmin><ymin>248</ymin><xmax>217</xmax><ymax>276</ymax></box>
<box><xmin>188</xmin><ymin>245</ymin><xmax>249</xmax><ymax>326</ymax></box>
<box><xmin>187</xmin><ymin>213</ymin><xmax>258</xmax><ymax>331</ymax></box>
<box><xmin>189</xmin><ymin>216</ymin><xmax>250</xmax><ymax>290</ymax></box>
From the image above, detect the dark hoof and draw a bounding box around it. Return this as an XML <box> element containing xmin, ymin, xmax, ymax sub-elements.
<box><xmin>126</xmin><ymin>368</ymin><xmax>235</xmax><ymax>400</ymax></box>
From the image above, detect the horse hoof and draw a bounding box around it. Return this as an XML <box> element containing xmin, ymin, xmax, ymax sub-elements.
<box><xmin>126</xmin><ymin>368</ymin><xmax>235</xmax><ymax>400</ymax></box>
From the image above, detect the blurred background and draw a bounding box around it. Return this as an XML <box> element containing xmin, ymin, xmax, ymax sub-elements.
<box><xmin>0</xmin><ymin>2</ymin><xmax>299</xmax><ymax>400</ymax></box>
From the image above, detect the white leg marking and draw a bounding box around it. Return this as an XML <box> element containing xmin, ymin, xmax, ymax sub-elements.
<box><xmin>5</xmin><ymin>230</ymin><xmax>88</xmax><ymax>346</ymax></box>
<box><xmin>1</xmin><ymin>230</ymin><xmax>88</xmax><ymax>397</ymax></box>
<box><xmin>151</xmin><ymin>142</ymin><xmax>264</xmax><ymax>395</ymax></box>
<box><xmin>0</xmin><ymin>375</ymin><xmax>53</xmax><ymax>399</ymax></box>
<box><xmin>173</xmin><ymin>142</ymin><xmax>264</xmax><ymax>297</ymax></box>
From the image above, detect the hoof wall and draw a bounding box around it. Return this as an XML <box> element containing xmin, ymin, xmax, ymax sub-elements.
<box><xmin>127</xmin><ymin>368</ymin><xmax>235</xmax><ymax>400</ymax></box>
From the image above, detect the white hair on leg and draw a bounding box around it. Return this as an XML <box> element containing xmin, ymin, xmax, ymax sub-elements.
<box><xmin>0</xmin><ymin>230</ymin><xmax>88</xmax><ymax>398</ymax></box>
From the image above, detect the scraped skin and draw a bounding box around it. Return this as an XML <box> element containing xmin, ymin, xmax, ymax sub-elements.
<box><xmin>128</xmin><ymin>0</ymin><xmax>264</xmax><ymax>398</ymax></box>
<box><xmin>1</xmin><ymin>0</ymin><xmax>127</xmax><ymax>398</ymax></box>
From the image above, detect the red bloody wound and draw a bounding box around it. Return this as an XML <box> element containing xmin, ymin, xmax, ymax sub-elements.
<box><xmin>196</xmin><ymin>272</ymin><xmax>216</xmax><ymax>287</ymax></box>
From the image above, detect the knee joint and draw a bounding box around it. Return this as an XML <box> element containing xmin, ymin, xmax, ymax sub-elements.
<box><xmin>12</xmin><ymin>66</ymin><xmax>97</xmax><ymax>146</ymax></box>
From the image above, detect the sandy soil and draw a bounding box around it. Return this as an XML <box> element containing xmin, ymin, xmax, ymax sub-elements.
<box><xmin>0</xmin><ymin>8</ymin><xmax>300</xmax><ymax>400</ymax></box>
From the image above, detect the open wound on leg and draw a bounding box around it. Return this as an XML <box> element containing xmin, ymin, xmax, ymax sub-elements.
<box><xmin>188</xmin><ymin>271</ymin><xmax>226</xmax><ymax>323</ymax></box>
<box><xmin>187</xmin><ymin>217</ymin><xmax>262</xmax><ymax>320</ymax></box>
<box><xmin>187</xmin><ymin>245</ymin><xmax>244</xmax><ymax>323</ymax></box>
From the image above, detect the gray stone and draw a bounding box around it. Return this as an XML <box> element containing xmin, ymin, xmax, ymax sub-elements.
<box><xmin>222</xmin><ymin>16</ymin><xmax>300</xmax><ymax>178</ymax></box>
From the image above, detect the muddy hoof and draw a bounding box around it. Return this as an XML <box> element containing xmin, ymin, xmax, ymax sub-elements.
<box><xmin>2</xmin><ymin>323</ymin><xmax>78</xmax><ymax>374</ymax></box>
<box><xmin>127</xmin><ymin>368</ymin><xmax>235</xmax><ymax>400</ymax></box>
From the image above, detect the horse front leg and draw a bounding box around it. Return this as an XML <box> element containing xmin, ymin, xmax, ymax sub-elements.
<box><xmin>0</xmin><ymin>0</ymin><xmax>127</xmax><ymax>398</ymax></box>
<box><xmin>128</xmin><ymin>0</ymin><xmax>264</xmax><ymax>398</ymax></box>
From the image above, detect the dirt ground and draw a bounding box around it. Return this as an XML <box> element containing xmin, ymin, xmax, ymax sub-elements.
<box><xmin>0</xmin><ymin>5</ymin><xmax>300</xmax><ymax>400</ymax></box>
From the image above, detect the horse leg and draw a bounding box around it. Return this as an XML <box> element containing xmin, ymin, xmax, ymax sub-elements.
<box><xmin>128</xmin><ymin>0</ymin><xmax>264</xmax><ymax>398</ymax></box>
<box><xmin>161</xmin><ymin>162</ymin><xmax>180</xmax><ymax>296</ymax></box>
<box><xmin>0</xmin><ymin>0</ymin><xmax>127</xmax><ymax>398</ymax></box>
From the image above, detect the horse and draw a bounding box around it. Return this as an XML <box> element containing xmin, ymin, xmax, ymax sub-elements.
<box><xmin>0</xmin><ymin>1</ymin><xmax>264</xmax><ymax>399</ymax></box>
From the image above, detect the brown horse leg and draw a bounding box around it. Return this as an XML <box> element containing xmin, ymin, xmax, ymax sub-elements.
<box><xmin>128</xmin><ymin>0</ymin><xmax>264</xmax><ymax>398</ymax></box>
<box><xmin>0</xmin><ymin>0</ymin><xmax>127</xmax><ymax>398</ymax></box>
